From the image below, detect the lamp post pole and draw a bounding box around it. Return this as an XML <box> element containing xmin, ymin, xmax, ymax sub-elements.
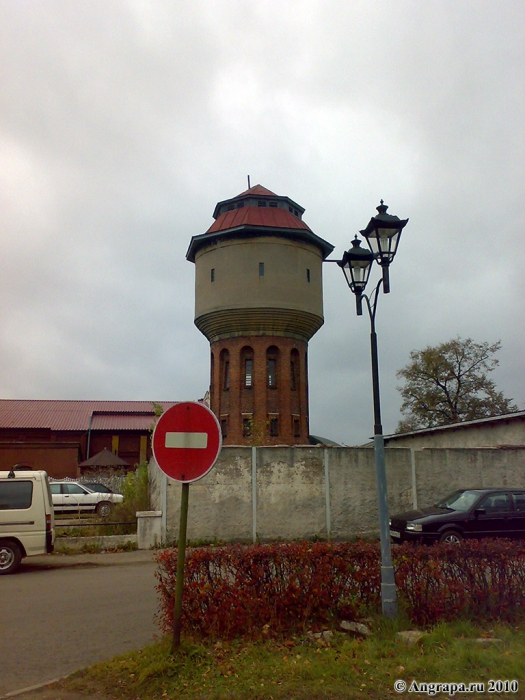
<box><xmin>366</xmin><ymin>283</ymin><xmax>397</xmax><ymax>618</ymax></box>
<box><xmin>335</xmin><ymin>201</ymin><xmax>409</xmax><ymax>619</ymax></box>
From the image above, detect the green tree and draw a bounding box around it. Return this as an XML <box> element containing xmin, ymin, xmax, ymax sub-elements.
<box><xmin>396</xmin><ymin>337</ymin><xmax>518</xmax><ymax>433</ymax></box>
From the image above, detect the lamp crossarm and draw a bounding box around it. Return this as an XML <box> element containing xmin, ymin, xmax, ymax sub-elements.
<box><xmin>360</xmin><ymin>277</ymin><xmax>383</xmax><ymax>328</ymax></box>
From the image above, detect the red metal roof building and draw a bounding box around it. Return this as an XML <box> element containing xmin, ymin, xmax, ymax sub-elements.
<box><xmin>0</xmin><ymin>399</ymin><xmax>176</xmax><ymax>478</ymax></box>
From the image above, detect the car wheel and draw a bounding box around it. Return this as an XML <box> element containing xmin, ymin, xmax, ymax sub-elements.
<box><xmin>0</xmin><ymin>540</ymin><xmax>22</xmax><ymax>575</ymax></box>
<box><xmin>439</xmin><ymin>530</ymin><xmax>462</xmax><ymax>545</ymax></box>
<box><xmin>97</xmin><ymin>501</ymin><xmax>112</xmax><ymax>518</ymax></box>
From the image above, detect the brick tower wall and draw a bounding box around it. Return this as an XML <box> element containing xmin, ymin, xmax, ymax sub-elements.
<box><xmin>210</xmin><ymin>336</ymin><xmax>309</xmax><ymax>445</ymax></box>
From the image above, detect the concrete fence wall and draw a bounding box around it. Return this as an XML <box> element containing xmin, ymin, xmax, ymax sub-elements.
<box><xmin>149</xmin><ymin>446</ymin><xmax>525</xmax><ymax>543</ymax></box>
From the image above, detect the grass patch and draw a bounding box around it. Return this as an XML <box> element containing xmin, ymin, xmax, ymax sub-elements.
<box><xmin>53</xmin><ymin>541</ymin><xmax>138</xmax><ymax>555</ymax></box>
<box><xmin>62</xmin><ymin>619</ymin><xmax>525</xmax><ymax>699</ymax></box>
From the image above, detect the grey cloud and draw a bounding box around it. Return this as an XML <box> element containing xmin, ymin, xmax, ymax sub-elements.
<box><xmin>0</xmin><ymin>1</ymin><xmax>523</xmax><ymax>445</ymax></box>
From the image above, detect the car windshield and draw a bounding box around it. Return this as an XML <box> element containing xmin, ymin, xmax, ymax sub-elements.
<box><xmin>435</xmin><ymin>490</ymin><xmax>480</xmax><ymax>512</ymax></box>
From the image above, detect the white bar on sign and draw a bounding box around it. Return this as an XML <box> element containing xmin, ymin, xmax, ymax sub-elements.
<box><xmin>165</xmin><ymin>432</ymin><xmax>208</xmax><ymax>449</ymax></box>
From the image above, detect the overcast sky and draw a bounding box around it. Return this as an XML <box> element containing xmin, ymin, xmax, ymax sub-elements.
<box><xmin>0</xmin><ymin>0</ymin><xmax>523</xmax><ymax>445</ymax></box>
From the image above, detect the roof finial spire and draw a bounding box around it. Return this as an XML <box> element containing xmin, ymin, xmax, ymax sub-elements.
<box><xmin>247</xmin><ymin>175</ymin><xmax>251</xmax><ymax>189</ymax></box>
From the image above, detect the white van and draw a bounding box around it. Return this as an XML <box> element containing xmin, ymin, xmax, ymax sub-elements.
<box><xmin>0</xmin><ymin>469</ymin><xmax>55</xmax><ymax>574</ymax></box>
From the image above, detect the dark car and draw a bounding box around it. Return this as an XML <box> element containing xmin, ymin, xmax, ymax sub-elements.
<box><xmin>389</xmin><ymin>488</ymin><xmax>525</xmax><ymax>545</ymax></box>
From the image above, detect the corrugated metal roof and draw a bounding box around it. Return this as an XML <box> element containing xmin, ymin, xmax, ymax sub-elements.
<box><xmin>90</xmin><ymin>413</ymin><xmax>159</xmax><ymax>431</ymax></box>
<box><xmin>206</xmin><ymin>206</ymin><xmax>311</xmax><ymax>234</ymax></box>
<box><xmin>0</xmin><ymin>400</ymin><xmax>177</xmax><ymax>431</ymax></box>
<box><xmin>385</xmin><ymin>410</ymin><xmax>525</xmax><ymax>441</ymax></box>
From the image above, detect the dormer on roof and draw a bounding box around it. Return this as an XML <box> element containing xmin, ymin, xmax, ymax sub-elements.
<box><xmin>212</xmin><ymin>184</ymin><xmax>305</xmax><ymax>220</ymax></box>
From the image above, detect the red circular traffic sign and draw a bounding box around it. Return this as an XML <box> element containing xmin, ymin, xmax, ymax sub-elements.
<box><xmin>152</xmin><ymin>402</ymin><xmax>222</xmax><ymax>483</ymax></box>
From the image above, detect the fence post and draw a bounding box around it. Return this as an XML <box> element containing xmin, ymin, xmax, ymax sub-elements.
<box><xmin>410</xmin><ymin>448</ymin><xmax>418</xmax><ymax>510</ymax></box>
<box><xmin>137</xmin><ymin>510</ymin><xmax>162</xmax><ymax>549</ymax></box>
<box><xmin>324</xmin><ymin>448</ymin><xmax>331</xmax><ymax>538</ymax></box>
<box><xmin>252</xmin><ymin>446</ymin><xmax>257</xmax><ymax>543</ymax></box>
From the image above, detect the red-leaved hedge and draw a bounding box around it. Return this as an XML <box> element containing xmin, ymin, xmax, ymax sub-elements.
<box><xmin>154</xmin><ymin>539</ymin><xmax>525</xmax><ymax>639</ymax></box>
<box><xmin>155</xmin><ymin>541</ymin><xmax>381</xmax><ymax>638</ymax></box>
<box><xmin>394</xmin><ymin>538</ymin><xmax>525</xmax><ymax>626</ymax></box>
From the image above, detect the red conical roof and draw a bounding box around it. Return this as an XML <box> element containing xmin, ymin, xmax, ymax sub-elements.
<box><xmin>186</xmin><ymin>184</ymin><xmax>334</xmax><ymax>262</ymax></box>
<box><xmin>206</xmin><ymin>206</ymin><xmax>311</xmax><ymax>234</ymax></box>
<box><xmin>234</xmin><ymin>184</ymin><xmax>278</xmax><ymax>197</ymax></box>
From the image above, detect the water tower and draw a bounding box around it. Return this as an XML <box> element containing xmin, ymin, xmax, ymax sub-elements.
<box><xmin>186</xmin><ymin>184</ymin><xmax>333</xmax><ymax>445</ymax></box>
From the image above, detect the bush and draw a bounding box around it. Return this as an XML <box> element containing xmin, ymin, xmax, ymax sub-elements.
<box><xmin>110</xmin><ymin>462</ymin><xmax>150</xmax><ymax>524</ymax></box>
<box><xmin>155</xmin><ymin>539</ymin><xmax>525</xmax><ymax>639</ymax></box>
<box><xmin>155</xmin><ymin>541</ymin><xmax>381</xmax><ymax>639</ymax></box>
<box><xmin>395</xmin><ymin>538</ymin><xmax>525</xmax><ymax>626</ymax></box>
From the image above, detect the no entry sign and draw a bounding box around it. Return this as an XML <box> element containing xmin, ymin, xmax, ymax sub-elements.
<box><xmin>152</xmin><ymin>402</ymin><xmax>222</xmax><ymax>483</ymax></box>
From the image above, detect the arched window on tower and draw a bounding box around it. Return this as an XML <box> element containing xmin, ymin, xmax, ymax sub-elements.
<box><xmin>241</xmin><ymin>346</ymin><xmax>254</xmax><ymax>388</ymax></box>
<box><xmin>290</xmin><ymin>349</ymin><xmax>300</xmax><ymax>391</ymax></box>
<box><xmin>240</xmin><ymin>346</ymin><xmax>255</xmax><ymax>421</ymax></box>
<box><xmin>220</xmin><ymin>349</ymin><xmax>230</xmax><ymax>391</ymax></box>
<box><xmin>266</xmin><ymin>346</ymin><xmax>279</xmax><ymax>388</ymax></box>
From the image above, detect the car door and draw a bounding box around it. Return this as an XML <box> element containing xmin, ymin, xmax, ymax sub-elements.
<box><xmin>472</xmin><ymin>492</ymin><xmax>513</xmax><ymax>538</ymax></box>
<box><xmin>49</xmin><ymin>483</ymin><xmax>65</xmax><ymax>511</ymax></box>
<box><xmin>509</xmin><ymin>491</ymin><xmax>525</xmax><ymax>538</ymax></box>
<box><xmin>62</xmin><ymin>483</ymin><xmax>91</xmax><ymax>512</ymax></box>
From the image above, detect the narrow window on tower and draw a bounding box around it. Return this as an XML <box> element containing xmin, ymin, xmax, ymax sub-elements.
<box><xmin>268</xmin><ymin>359</ymin><xmax>276</xmax><ymax>388</ymax></box>
<box><xmin>245</xmin><ymin>359</ymin><xmax>253</xmax><ymax>387</ymax></box>
<box><xmin>243</xmin><ymin>417</ymin><xmax>252</xmax><ymax>437</ymax></box>
<box><xmin>293</xmin><ymin>417</ymin><xmax>301</xmax><ymax>437</ymax></box>
<box><xmin>224</xmin><ymin>361</ymin><xmax>230</xmax><ymax>390</ymax></box>
<box><xmin>290</xmin><ymin>359</ymin><xmax>297</xmax><ymax>390</ymax></box>
<box><xmin>221</xmin><ymin>418</ymin><xmax>228</xmax><ymax>438</ymax></box>
<box><xmin>290</xmin><ymin>349</ymin><xmax>300</xmax><ymax>391</ymax></box>
<box><xmin>269</xmin><ymin>417</ymin><xmax>279</xmax><ymax>436</ymax></box>
<box><xmin>306</xmin><ymin>268</ymin><xmax>310</xmax><ymax>283</ymax></box>
<box><xmin>211</xmin><ymin>268</ymin><xmax>215</xmax><ymax>282</ymax></box>
<box><xmin>259</xmin><ymin>262</ymin><xmax>265</xmax><ymax>277</ymax></box>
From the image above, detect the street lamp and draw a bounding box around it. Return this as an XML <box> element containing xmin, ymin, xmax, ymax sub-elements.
<box><xmin>337</xmin><ymin>200</ymin><xmax>408</xmax><ymax>619</ymax></box>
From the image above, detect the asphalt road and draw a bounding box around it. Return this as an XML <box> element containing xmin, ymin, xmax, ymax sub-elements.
<box><xmin>0</xmin><ymin>552</ymin><xmax>159</xmax><ymax>696</ymax></box>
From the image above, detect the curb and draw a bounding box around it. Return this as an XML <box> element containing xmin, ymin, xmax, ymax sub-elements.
<box><xmin>24</xmin><ymin>549</ymin><xmax>155</xmax><ymax>570</ymax></box>
<box><xmin>2</xmin><ymin>678</ymin><xmax>62</xmax><ymax>699</ymax></box>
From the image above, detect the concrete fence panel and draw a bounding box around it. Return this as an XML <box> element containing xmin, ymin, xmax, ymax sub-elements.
<box><xmin>149</xmin><ymin>445</ymin><xmax>525</xmax><ymax>543</ymax></box>
<box><xmin>256</xmin><ymin>448</ymin><xmax>326</xmax><ymax>541</ymax></box>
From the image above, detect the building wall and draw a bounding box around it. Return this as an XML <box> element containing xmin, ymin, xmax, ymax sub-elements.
<box><xmin>149</xmin><ymin>445</ymin><xmax>525</xmax><ymax>543</ymax></box>
<box><xmin>0</xmin><ymin>443</ymin><xmax>80</xmax><ymax>478</ymax></box>
<box><xmin>0</xmin><ymin>428</ymin><xmax>151</xmax><ymax>477</ymax></box>
<box><xmin>88</xmin><ymin>431</ymin><xmax>150</xmax><ymax>465</ymax></box>
<box><xmin>386</xmin><ymin>417</ymin><xmax>525</xmax><ymax>450</ymax></box>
